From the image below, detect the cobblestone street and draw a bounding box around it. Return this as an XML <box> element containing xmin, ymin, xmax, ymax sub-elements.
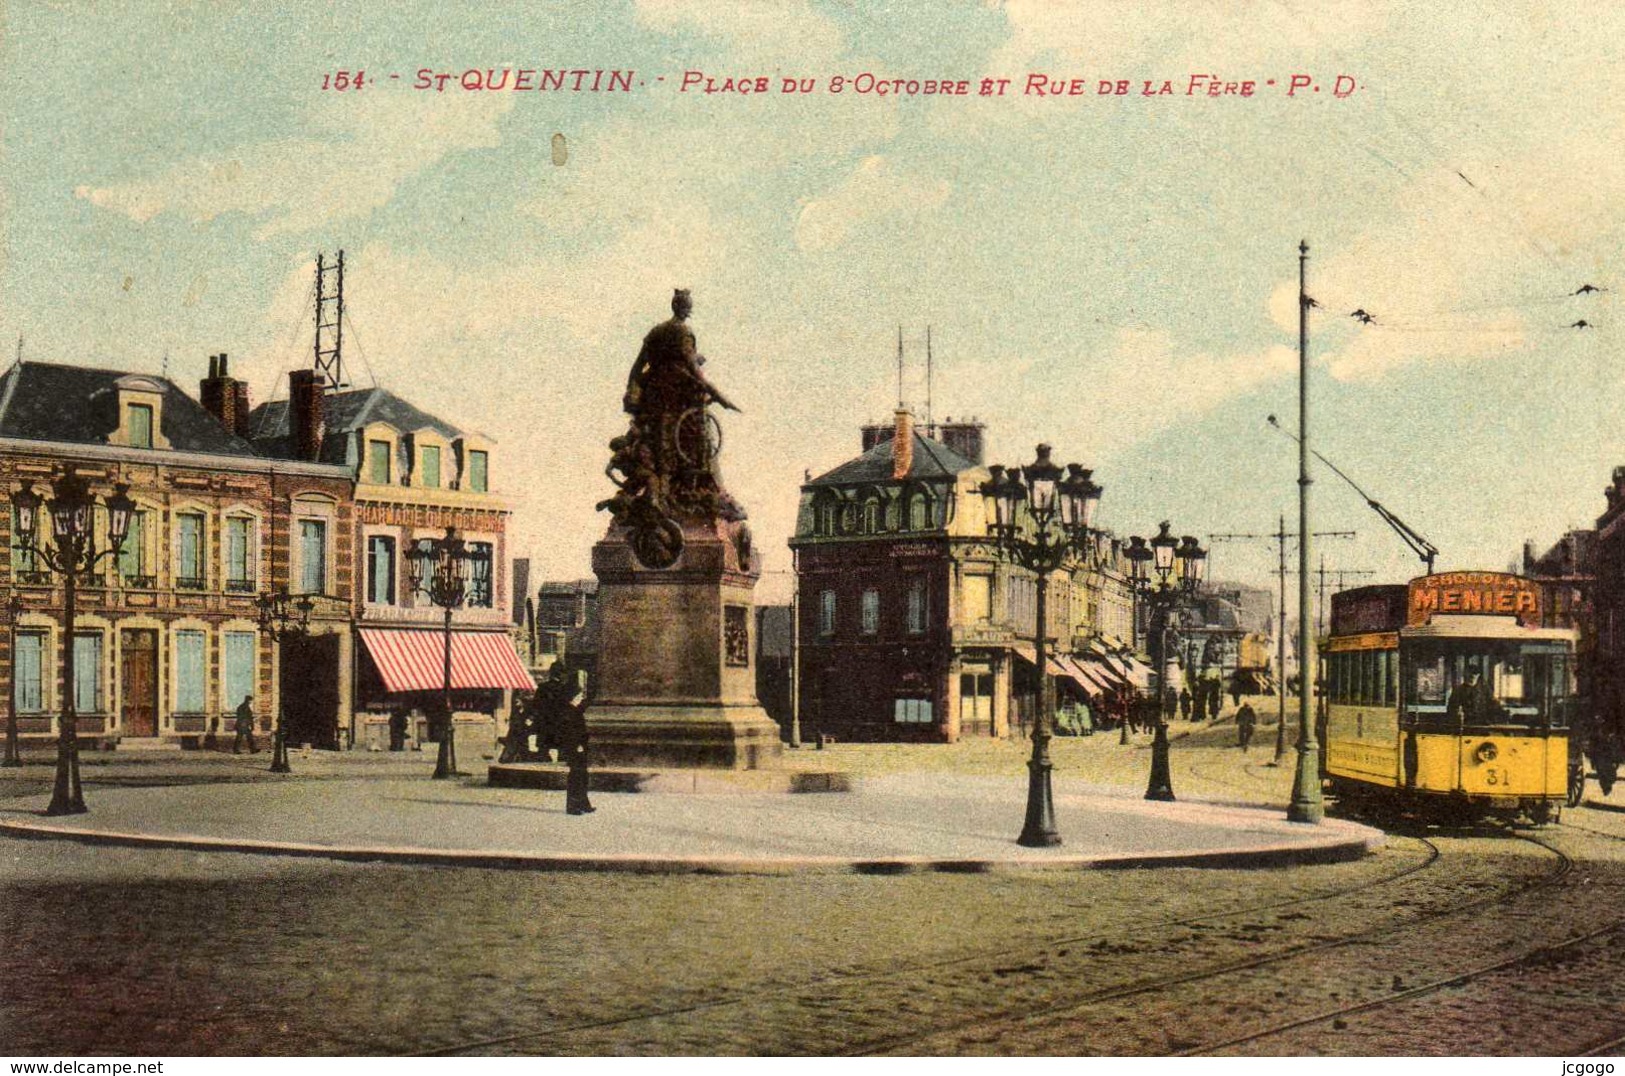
<box><xmin>4</xmin><ymin>719</ymin><xmax>1625</xmax><ymax>1056</ymax></box>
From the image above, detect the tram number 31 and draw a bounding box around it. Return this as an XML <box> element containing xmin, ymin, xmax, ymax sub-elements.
<box><xmin>1482</xmin><ymin>767</ymin><xmax>1508</xmax><ymax>786</ymax></box>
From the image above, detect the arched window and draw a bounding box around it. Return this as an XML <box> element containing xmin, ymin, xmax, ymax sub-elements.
<box><xmin>863</xmin><ymin>499</ymin><xmax>880</xmax><ymax>534</ymax></box>
<box><xmin>909</xmin><ymin>492</ymin><xmax>931</xmax><ymax>530</ymax></box>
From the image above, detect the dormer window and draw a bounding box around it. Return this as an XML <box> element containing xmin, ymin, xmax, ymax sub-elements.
<box><xmin>468</xmin><ymin>450</ymin><xmax>488</xmax><ymax>493</ymax></box>
<box><xmin>420</xmin><ymin>445</ymin><xmax>441</xmax><ymax>489</ymax></box>
<box><xmin>112</xmin><ymin>375</ymin><xmax>169</xmax><ymax>450</ymax></box>
<box><xmin>129</xmin><ymin>404</ymin><xmax>154</xmax><ymax>449</ymax></box>
<box><xmin>367</xmin><ymin>439</ymin><xmax>392</xmax><ymax>484</ymax></box>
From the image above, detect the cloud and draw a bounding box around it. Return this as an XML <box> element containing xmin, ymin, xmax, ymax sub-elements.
<box><xmin>794</xmin><ymin>155</ymin><xmax>950</xmax><ymax>252</ymax></box>
<box><xmin>74</xmin><ymin>91</ymin><xmax>515</xmax><ymax>239</ymax></box>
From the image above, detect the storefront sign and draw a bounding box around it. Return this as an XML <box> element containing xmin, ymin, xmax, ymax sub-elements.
<box><xmin>1407</xmin><ymin>571</ymin><xmax>1540</xmax><ymax>626</ymax></box>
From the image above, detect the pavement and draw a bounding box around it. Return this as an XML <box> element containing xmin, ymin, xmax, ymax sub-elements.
<box><xmin>0</xmin><ymin>739</ymin><xmax>1385</xmax><ymax>873</ymax></box>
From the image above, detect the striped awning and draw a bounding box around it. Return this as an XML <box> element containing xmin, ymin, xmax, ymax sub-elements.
<box><xmin>358</xmin><ymin>628</ymin><xmax>535</xmax><ymax>693</ymax></box>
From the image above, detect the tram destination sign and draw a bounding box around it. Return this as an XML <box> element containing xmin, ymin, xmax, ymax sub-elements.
<box><xmin>1329</xmin><ymin>585</ymin><xmax>1408</xmax><ymax>636</ymax></box>
<box><xmin>1406</xmin><ymin>571</ymin><xmax>1541</xmax><ymax>627</ymax></box>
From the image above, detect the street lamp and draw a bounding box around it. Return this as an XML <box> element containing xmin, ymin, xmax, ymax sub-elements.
<box><xmin>980</xmin><ymin>445</ymin><xmax>1102</xmax><ymax>847</ymax></box>
<box><xmin>256</xmin><ymin>588</ymin><xmax>316</xmax><ymax>774</ymax></box>
<box><xmin>406</xmin><ymin>526</ymin><xmax>492</xmax><ymax>780</ymax></box>
<box><xmin>9</xmin><ymin>472</ymin><xmax>135</xmax><ymax>815</ymax></box>
<box><xmin>1124</xmin><ymin>522</ymin><xmax>1206</xmax><ymax>802</ymax></box>
<box><xmin>3</xmin><ymin>592</ymin><xmax>21</xmax><ymax>768</ymax></box>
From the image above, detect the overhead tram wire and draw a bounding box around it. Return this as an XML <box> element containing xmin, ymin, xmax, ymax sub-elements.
<box><xmin>1266</xmin><ymin>414</ymin><xmax>1439</xmax><ymax>574</ymax></box>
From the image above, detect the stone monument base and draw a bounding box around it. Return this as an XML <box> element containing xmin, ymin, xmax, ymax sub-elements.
<box><xmin>488</xmin><ymin>762</ymin><xmax>849</xmax><ymax>795</ymax></box>
<box><xmin>586</xmin><ymin>703</ymin><xmax>785</xmax><ymax>770</ymax></box>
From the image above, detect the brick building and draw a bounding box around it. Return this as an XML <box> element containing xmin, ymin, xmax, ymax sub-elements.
<box><xmin>790</xmin><ymin>411</ymin><xmax>1144</xmax><ymax>743</ymax></box>
<box><xmin>248</xmin><ymin>372</ymin><xmax>530</xmax><ymax>750</ymax></box>
<box><xmin>0</xmin><ymin>357</ymin><xmax>353</xmax><ymax>748</ymax></box>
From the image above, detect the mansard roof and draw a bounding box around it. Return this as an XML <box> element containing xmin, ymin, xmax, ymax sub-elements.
<box><xmin>0</xmin><ymin>360</ymin><xmax>259</xmax><ymax>457</ymax></box>
<box><xmin>805</xmin><ymin>430</ymin><xmax>978</xmax><ymax>489</ymax></box>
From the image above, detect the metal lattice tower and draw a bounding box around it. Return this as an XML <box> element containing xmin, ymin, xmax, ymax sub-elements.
<box><xmin>314</xmin><ymin>251</ymin><xmax>347</xmax><ymax>391</ymax></box>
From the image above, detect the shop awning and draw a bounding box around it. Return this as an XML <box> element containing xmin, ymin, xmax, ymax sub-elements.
<box><xmin>1047</xmin><ymin>655</ymin><xmax>1099</xmax><ymax>697</ymax></box>
<box><xmin>358</xmin><ymin>628</ymin><xmax>535</xmax><ymax>693</ymax></box>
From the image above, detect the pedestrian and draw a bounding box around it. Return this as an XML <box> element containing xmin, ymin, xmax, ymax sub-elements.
<box><xmin>498</xmin><ymin>697</ymin><xmax>533</xmax><ymax>764</ymax></box>
<box><xmin>388</xmin><ymin>708</ymin><xmax>408</xmax><ymax>752</ymax></box>
<box><xmin>557</xmin><ymin>666</ymin><xmax>595</xmax><ymax>815</ymax></box>
<box><xmin>1231</xmin><ymin>682</ymin><xmax>1243</xmax><ymax>709</ymax></box>
<box><xmin>1163</xmin><ymin>685</ymin><xmax>1177</xmax><ymax>721</ymax></box>
<box><xmin>1179</xmin><ymin>688</ymin><xmax>1192</xmax><ymax>720</ymax></box>
<box><xmin>1236</xmin><ymin>702</ymin><xmax>1257</xmax><ymax>751</ymax></box>
<box><xmin>233</xmin><ymin>695</ymin><xmax>259</xmax><ymax>754</ymax></box>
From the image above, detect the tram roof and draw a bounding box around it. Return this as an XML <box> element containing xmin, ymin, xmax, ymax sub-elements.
<box><xmin>1399</xmin><ymin>614</ymin><xmax>1577</xmax><ymax>643</ymax></box>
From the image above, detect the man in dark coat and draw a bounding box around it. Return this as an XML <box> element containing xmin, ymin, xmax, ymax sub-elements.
<box><xmin>555</xmin><ymin>665</ymin><xmax>595</xmax><ymax>815</ymax></box>
<box><xmin>1236</xmin><ymin>702</ymin><xmax>1257</xmax><ymax>751</ymax></box>
<box><xmin>233</xmin><ymin>695</ymin><xmax>258</xmax><ymax>754</ymax></box>
<box><xmin>1179</xmin><ymin>688</ymin><xmax>1192</xmax><ymax>720</ymax></box>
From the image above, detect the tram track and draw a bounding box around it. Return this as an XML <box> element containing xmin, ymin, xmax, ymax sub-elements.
<box><xmin>846</xmin><ymin>829</ymin><xmax>1574</xmax><ymax>1056</ymax></box>
<box><xmin>1184</xmin><ymin>829</ymin><xmax>1625</xmax><ymax>1056</ymax></box>
<box><xmin>412</xmin><ymin>836</ymin><xmax>1445</xmax><ymax>1057</ymax></box>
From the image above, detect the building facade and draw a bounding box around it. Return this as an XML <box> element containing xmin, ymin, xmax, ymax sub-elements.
<box><xmin>790</xmin><ymin>411</ymin><xmax>1144</xmax><ymax>744</ymax></box>
<box><xmin>0</xmin><ymin>358</ymin><xmax>353</xmax><ymax>748</ymax></box>
<box><xmin>249</xmin><ymin>372</ymin><xmax>530</xmax><ymax>751</ymax></box>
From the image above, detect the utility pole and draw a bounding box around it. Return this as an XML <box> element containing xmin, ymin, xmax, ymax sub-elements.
<box><xmin>1289</xmin><ymin>239</ymin><xmax>1323</xmax><ymax>825</ymax></box>
<box><xmin>1209</xmin><ymin>521</ymin><xmax>1352</xmax><ymax>765</ymax></box>
<box><xmin>1315</xmin><ymin>555</ymin><xmax>1376</xmax><ymax>637</ymax></box>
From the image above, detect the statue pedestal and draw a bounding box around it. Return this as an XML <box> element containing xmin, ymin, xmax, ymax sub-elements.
<box><xmin>588</xmin><ymin>518</ymin><xmax>784</xmax><ymax>770</ymax></box>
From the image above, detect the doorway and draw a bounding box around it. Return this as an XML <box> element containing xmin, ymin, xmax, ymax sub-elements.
<box><xmin>280</xmin><ymin>632</ymin><xmax>341</xmax><ymax>749</ymax></box>
<box><xmin>120</xmin><ymin>629</ymin><xmax>158</xmax><ymax>737</ymax></box>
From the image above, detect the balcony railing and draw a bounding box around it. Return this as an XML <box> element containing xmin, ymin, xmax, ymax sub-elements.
<box><xmin>122</xmin><ymin>573</ymin><xmax>157</xmax><ymax>589</ymax></box>
<box><xmin>15</xmin><ymin>569</ymin><xmax>52</xmax><ymax>587</ymax></box>
<box><xmin>225</xmin><ymin>579</ymin><xmax>257</xmax><ymax>594</ymax></box>
<box><xmin>176</xmin><ymin>576</ymin><xmax>207</xmax><ymax>591</ymax></box>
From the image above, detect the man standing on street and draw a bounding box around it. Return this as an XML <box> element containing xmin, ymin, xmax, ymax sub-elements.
<box><xmin>1236</xmin><ymin>702</ymin><xmax>1257</xmax><ymax>751</ymax></box>
<box><xmin>233</xmin><ymin>695</ymin><xmax>259</xmax><ymax>755</ymax></box>
<box><xmin>557</xmin><ymin>665</ymin><xmax>595</xmax><ymax>815</ymax></box>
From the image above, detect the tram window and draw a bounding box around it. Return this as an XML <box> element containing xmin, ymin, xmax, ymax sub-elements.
<box><xmin>1412</xmin><ymin>656</ymin><xmax>1447</xmax><ymax>703</ymax></box>
<box><xmin>1385</xmin><ymin>651</ymin><xmax>1398</xmax><ymax>705</ymax></box>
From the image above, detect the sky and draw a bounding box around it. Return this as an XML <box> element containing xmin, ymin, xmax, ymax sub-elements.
<box><xmin>4</xmin><ymin>1</ymin><xmax>1623</xmax><ymax>610</ymax></box>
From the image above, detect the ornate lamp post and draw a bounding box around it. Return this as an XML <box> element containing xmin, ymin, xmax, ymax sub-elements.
<box><xmin>3</xmin><ymin>592</ymin><xmax>21</xmax><ymax>768</ymax></box>
<box><xmin>9</xmin><ymin>473</ymin><xmax>135</xmax><ymax>815</ymax></box>
<box><xmin>1124</xmin><ymin>522</ymin><xmax>1206</xmax><ymax>802</ymax></box>
<box><xmin>406</xmin><ymin>527</ymin><xmax>491</xmax><ymax>780</ymax></box>
<box><xmin>981</xmin><ymin>446</ymin><xmax>1102</xmax><ymax>847</ymax></box>
<box><xmin>256</xmin><ymin>588</ymin><xmax>315</xmax><ymax>774</ymax></box>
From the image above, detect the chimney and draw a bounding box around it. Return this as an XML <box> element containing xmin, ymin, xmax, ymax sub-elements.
<box><xmin>199</xmin><ymin>353</ymin><xmax>235</xmax><ymax>432</ymax></box>
<box><xmin>938</xmin><ymin>418</ymin><xmax>986</xmax><ymax>465</ymax></box>
<box><xmin>232</xmin><ymin>381</ymin><xmax>251</xmax><ymax>439</ymax></box>
<box><xmin>860</xmin><ymin>422</ymin><xmax>895</xmax><ymax>453</ymax></box>
<box><xmin>891</xmin><ymin>408</ymin><xmax>913</xmax><ymax>479</ymax></box>
<box><xmin>289</xmin><ymin>369</ymin><xmax>326</xmax><ymax>461</ymax></box>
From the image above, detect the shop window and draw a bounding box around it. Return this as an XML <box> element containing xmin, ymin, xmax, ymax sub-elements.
<box><xmin>894</xmin><ymin>698</ymin><xmax>934</xmax><ymax>724</ymax></box>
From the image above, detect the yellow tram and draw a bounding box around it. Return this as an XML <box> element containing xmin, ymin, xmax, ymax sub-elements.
<box><xmin>1322</xmin><ymin>572</ymin><xmax>1576</xmax><ymax>822</ymax></box>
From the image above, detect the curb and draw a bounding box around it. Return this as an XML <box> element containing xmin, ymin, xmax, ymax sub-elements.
<box><xmin>0</xmin><ymin>818</ymin><xmax>1382</xmax><ymax>875</ymax></box>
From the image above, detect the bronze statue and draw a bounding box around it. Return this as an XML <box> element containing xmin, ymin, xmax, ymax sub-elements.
<box><xmin>600</xmin><ymin>289</ymin><xmax>747</xmax><ymax>567</ymax></box>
